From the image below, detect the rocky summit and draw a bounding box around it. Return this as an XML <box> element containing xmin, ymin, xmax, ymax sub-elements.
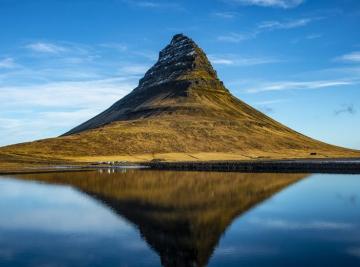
<box><xmin>1</xmin><ymin>34</ymin><xmax>359</xmax><ymax>164</ymax></box>
<box><xmin>137</xmin><ymin>33</ymin><xmax>219</xmax><ymax>90</ymax></box>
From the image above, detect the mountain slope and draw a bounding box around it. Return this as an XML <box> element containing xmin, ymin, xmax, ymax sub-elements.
<box><xmin>1</xmin><ymin>34</ymin><xmax>359</xmax><ymax>163</ymax></box>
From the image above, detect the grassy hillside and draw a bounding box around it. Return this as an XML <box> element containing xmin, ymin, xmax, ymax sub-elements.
<box><xmin>1</xmin><ymin>113</ymin><xmax>359</xmax><ymax>168</ymax></box>
<box><xmin>2</xmin><ymin>89</ymin><xmax>359</xmax><ymax>164</ymax></box>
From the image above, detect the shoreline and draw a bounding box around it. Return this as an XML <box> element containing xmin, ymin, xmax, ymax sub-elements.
<box><xmin>147</xmin><ymin>158</ymin><xmax>360</xmax><ymax>174</ymax></box>
<box><xmin>1</xmin><ymin>158</ymin><xmax>360</xmax><ymax>174</ymax></box>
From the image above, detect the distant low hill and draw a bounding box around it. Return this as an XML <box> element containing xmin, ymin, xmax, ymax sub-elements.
<box><xmin>1</xmin><ymin>34</ymin><xmax>359</xmax><ymax>166</ymax></box>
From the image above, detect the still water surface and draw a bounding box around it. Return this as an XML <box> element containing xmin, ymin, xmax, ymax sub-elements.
<box><xmin>0</xmin><ymin>170</ymin><xmax>359</xmax><ymax>267</ymax></box>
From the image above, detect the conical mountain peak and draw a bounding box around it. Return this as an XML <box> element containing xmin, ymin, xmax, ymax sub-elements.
<box><xmin>62</xmin><ymin>34</ymin><xmax>231</xmax><ymax>135</ymax></box>
<box><xmin>137</xmin><ymin>33</ymin><xmax>219</xmax><ymax>90</ymax></box>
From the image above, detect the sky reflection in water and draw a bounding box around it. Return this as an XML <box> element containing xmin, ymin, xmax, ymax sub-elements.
<box><xmin>0</xmin><ymin>170</ymin><xmax>359</xmax><ymax>267</ymax></box>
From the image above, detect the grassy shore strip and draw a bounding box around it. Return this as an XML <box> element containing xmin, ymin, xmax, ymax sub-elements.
<box><xmin>0</xmin><ymin>163</ymin><xmax>149</xmax><ymax>175</ymax></box>
<box><xmin>1</xmin><ymin>158</ymin><xmax>360</xmax><ymax>174</ymax></box>
<box><xmin>147</xmin><ymin>158</ymin><xmax>360</xmax><ymax>173</ymax></box>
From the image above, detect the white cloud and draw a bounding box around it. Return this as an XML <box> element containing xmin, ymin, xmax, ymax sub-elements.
<box><xmin>100</xmin><ymin>42</ymin><xmax>128</xmax><ymax>52</ymax></box>
<box><xmin>292</xmin><ymin>33</ymin><xmax>323</xmax><ymax>44</ymax></box>
<box><xmin>123</xmin><ymin>0</ymin><xmax>183</xmax><ymax>10</ymax></box>
<box><xmin>0</xmin><ymin>57</ymin><xmax>17</xmax><ymax>69</ymax></box>
<box><xmin>335</xmin><ymin>51</ymin><xmax>360</xmax><ymax>63</ymax></box>
<box><xmin>25</xmin><ymin>42</ymin><xmax>67</xmax><ymax>54</ymax></box>
<box><xmin>258</xmin><ymin>18</ymin><xmax>314</xmax><ymax>30</ymax></box>
<box><xmin>306</xmin><ymin>33</ymin><xmax>322</xmax><ymax>40</ymax></box>
<box><xmin>218</xmin><ymin>17</ymin><xmax>317</xmax><ymax>43</ymax></box>
<box><xmin>0</xmin><ymin>77</ymin><xmax>136</xmax><ymax>145</ymax></box>
<box><xmin>253</xmin><ymin>99</ymin><xmax>288</xmax><ymax>105</ymax></box>
<box><xmin>246</xmin><ymin>79</ymin><xmax>356</xmax><ymax>93</ymax></box>
<box><xmin>0</xmin><ymin>78</ymin><xmax>134</xmax><ymax>109</ymax></box>
<box><xmin>0</xmin><ymin>39</ymin><xmax>159</xmax><ymax>146</ymax></box>
<box><xmin>217</xmin><ymin>32</ymin><xmax>257</xmax><ymax>43</ymax></box>
<box><xmin>209</xmin><ymin>54</ymin><xmax>279</xmax><ymax>66</ymax></box>
<box><xmin>228</xmin><ymin>0</ymin><xmax>304</xmax><ymax>9</ymax></box>
<box><xmin>210</xmin><ymin>57</ymin><xmax>235</xmax><ymax>65</ymax></box>
<box><xmin>135</xmin><ymin>1</ymin><xmax>159</xmax><ymax>8</ymax></box>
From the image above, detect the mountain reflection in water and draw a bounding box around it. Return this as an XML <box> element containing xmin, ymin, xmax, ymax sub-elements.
<box><xmin>14</xmin><ymin>170</ymin><xmax>306</xmax><ymax>267</ymax></box>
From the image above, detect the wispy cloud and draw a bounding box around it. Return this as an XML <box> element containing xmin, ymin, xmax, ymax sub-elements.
<box><xmin>291</xmin><ymin>33</ymin><xmax>323</xmax><ymax>44</ymax></box>
<box><xmin>306</xmin><ymin>33</ymin><xmax>322</xmax><ymax>40</ymax></box>
<box><xmin>226</xmin><ymin>0</ymin><xmax>304</xmax><ymax>9</ymax></box>
<box><xmin>99</xmin><ymin>42</ymin><xmax>157</xmax><ymax>61</ymax></box>
<box><xmin>334</xmin><ymin>104</ymin><xmax>356</xmax><ymax>116</ymax></box>
<box><xmin>25</xmin><ymin>42</ymin><xmax>67</xmax><ymax>54</ymax></box>
<box><xmin>0</xmin><ymin>78</ymin><xmax>135</xmax><ymax>109</ymax></box>
<box><xmin>217</xmin><ymin>32</ymin><xmax>257</xmax><ymax>43</ymax></box>
<box><xmin>335</xmin><ymin>51</ymin><xmax>360</xmax><ymax>63</ymax></box>
<box><xmin>134</xmin><ymin>1</ymin><xmax>160</xmax><ymax>8</ymax></box>
<box><xmin>209</xmin><ymin>54</ymin><xmax>279</xmax><ymax>66</ymax></box>
<box><xmin>100</xmin><ymin>42</ymin><xmax>128</xmax><ymax>52</ymax></box>
<box><xmin>218</xmin><ymin>17</ymin><xmax>317</xmax><ymax>43</ymax></box>
<box><xmin>212</xmin><ymin>11</ymin><xmax>238</xmax><ymax>19</ymax></box>
<box><xmin>0</xmin><ymin>77</ymin><xmax>137</xmax><ymax>145</ymax></box>
<box><xmin>253</xmin><ymin>99</ymin><xmax>288</xmax><ymax>105</ymax></box>
<box><xmin>246</xmin><ymin>79</ymin><xmax>356</xmax><ymax>93</ymax></box>
<box><xmin>209</xmin><ymin>56</ymin><xmax>234</xmax><ymax>65</ymax></box>
<box><xmin>123</xmin><ymin>0</ymin><xmax>183</xmax><ymax>10</ymax></box>
<box><xmin>258</xmin><ymin>18</ymin><xmax>315</xmax><ymax>30</ymax></box>
<box><xmin>0</xmin><ymin>57</ymin><xmax>17</xmax><ymax>69</ymax></box>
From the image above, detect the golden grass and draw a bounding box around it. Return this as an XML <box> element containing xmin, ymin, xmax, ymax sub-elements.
<box><xmin>65</xmin><ymin>150</ymin><xmax>349</xmax><ymax>163</ymax></box>
<box><xmin>0</xmin><ymin>114</ymin><xmax>359</xmax><ymax>172</ymax></box>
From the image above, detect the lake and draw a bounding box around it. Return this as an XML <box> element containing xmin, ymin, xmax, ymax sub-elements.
<box><xmin>0</xmin><ymin>170</ymin><xmax>359</xmax><ymax>267</ymax></box>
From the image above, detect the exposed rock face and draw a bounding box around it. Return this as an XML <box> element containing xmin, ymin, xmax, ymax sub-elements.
<box><xmin>136</xmin><ymin>34</ymin><xmax>219</xmax><ymax>90</ymax></box>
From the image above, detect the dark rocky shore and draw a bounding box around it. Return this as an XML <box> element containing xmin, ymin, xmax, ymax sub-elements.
<box><xmin>147</xmin><ymin>159</ymin><xmax>360</xmax><ymax>174</ymax></box>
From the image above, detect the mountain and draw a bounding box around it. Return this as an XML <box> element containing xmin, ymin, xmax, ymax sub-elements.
<box><xmin>64</xmin><ymin>33</ymin><xmax>225</xmax><ymax>135</ymax></box>
<box><xmin>0</xmin><ymin>34</ymin><xmax>359</xmax><ymax>165</ymax></box>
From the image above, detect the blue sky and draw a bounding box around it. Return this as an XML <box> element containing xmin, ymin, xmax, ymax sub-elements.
<box><xmin>0</xmin><ymin>0</ymin><xmax>359</xmax><ymax>149</ymax></box>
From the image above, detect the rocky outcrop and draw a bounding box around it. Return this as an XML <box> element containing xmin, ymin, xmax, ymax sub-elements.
<box><xmin>137</xmin><ymin>34</ymin><xmax>219</xmax><ymax>90</ymax></box>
